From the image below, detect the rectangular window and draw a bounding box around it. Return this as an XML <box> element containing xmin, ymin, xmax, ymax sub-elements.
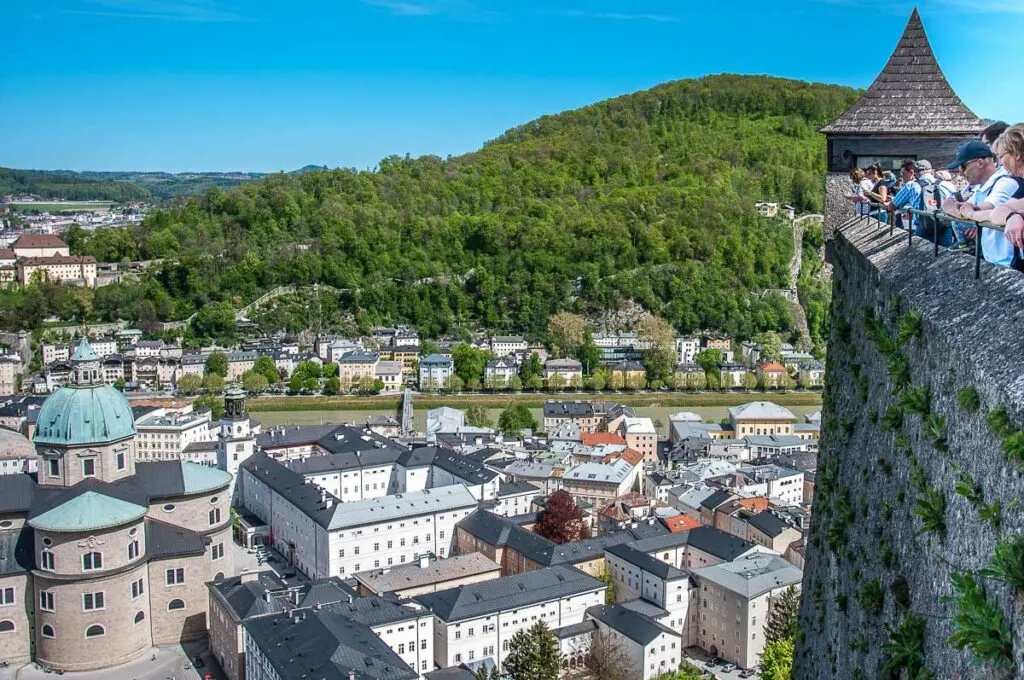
<box><xmin>131</xmin><ymin>579</ymin><xmax>145</xmax><ymax>599</ymax></box>
<box><xmin>166</xmin><ymin>568</ymin><xmax>185</xmax><ymax>585</ymax></box>
<box><xmin>82</xmin><ymin>458</ymin><xmax>96</xmax><ymax>477</ymax></box>
<box><xmin>39</xmin><ymin>591</ymin><xmax>54</xmax><ymax>612</ymax></box>
<box><xmin>40</xmin><ymin>550</ymin><xmax>55</xmax><ymax>571</ymax></box>
<box><xmin>116</xmin><ymin>452</ymin><xmax>126</xmax><ymax>470</ymax></box>
<box><xmin>82</xmin><ymin>552</ymin><xmax>102</xmax><ymax>571</ymax></box>
<box><xmin>212</xmin><ymin>543</ymin><xmax>224</xmax><ymax>560</ymax></box>
<box><xmin>209</xmin><ymin>508</ymin><xmax>221</xmax><ymax>525</ymax></box>
<box><xmin>0</xmin><ymin>587</ymin><xmax>13</xmax><ymax>605</ymax></box>
<box><xmin>48</xmin><ymin>459</ymin><xmax>59</xmax><ymax>477</ymax></box>
<box><xmin>127</xmin><ymin>540</ymin><xmax>140</xmax><ymax>560</ymax></box>
<box><xmin>83</xmin><ymin>592</ymin><xmax>105</xmax><ymax>611</ymax></box>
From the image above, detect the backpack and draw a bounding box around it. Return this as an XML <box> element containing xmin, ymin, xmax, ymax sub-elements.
<box><xmin>915</xmin><ymin>178</ymin><xmax>952</xmax><ymax>240</ymax></box>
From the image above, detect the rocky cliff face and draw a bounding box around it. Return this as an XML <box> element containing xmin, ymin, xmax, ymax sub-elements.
<box><xmin>793</xmin><ymin>216</ymin><xmax>1024</xmax><ymax>680</ymax></box>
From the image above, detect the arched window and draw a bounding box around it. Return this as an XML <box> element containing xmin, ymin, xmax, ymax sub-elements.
<box><xmin>168</xmin><ymin>599</ymin><xmax>185</xmax><ymax>611</ymax></box>
<box><xmin>214</xmin><ymin>572</ymin><xmax>225</xmax><ymax>583</ymax></box>
<box><xmin>41</xmin><ymin>624</ymin><xmax>55</xmax><ymax>638</ymax></box>
<box><xmin>85</xmin><ymin>624</ymin><xmax>105</xmax><ymax>638</ymax></box>
<box><xmin>0</xmin><ymin>620</ymin><xmax>14</xmax><ymax>633</ymax></box>
<box><xmin>134</xmin><ymin>611</ymin><xmax>145</xmax><ymax>624</ymax></box>
<box><xmin>82</xmin><ymin>551</ymin><xmax>102</xmax><ymax>571</ymax></box>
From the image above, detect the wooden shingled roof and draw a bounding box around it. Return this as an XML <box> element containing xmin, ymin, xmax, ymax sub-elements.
<box><xmin>820</xmin><ymin>9</ymin><xmax>983</xmax><ymax>135</ymax></box>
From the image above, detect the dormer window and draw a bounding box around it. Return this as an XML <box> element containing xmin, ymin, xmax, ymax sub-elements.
<box><xmin>48</xmin><ymin>459</ymin><xmax>59</xmax><ymax>477</ymax></box>
<box><xmin>82</xmin><ymin>459</ymin><xmax>96</xmax><ymax>477</ymax></box>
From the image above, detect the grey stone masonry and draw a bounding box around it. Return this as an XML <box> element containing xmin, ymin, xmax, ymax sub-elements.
<box><xmin>793</xmin><ymin>215</ymin><xmax>1024</xmax><ymax>679</ymax></box>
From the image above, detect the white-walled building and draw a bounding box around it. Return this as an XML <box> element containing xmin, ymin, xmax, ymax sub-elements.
<box><xmin>240</xmin><ymin>452</ymin><xmax>478</xmax><ymax>579</ymax></box>
<box><xmin>134</xmin><ymin>406</ymin><xmax>216</xmax><ymax>462</ymax></box>
<box><xmin>675</xmin><ymin>337</ymin><xmax>701</xmax><ymax>365</ymax></box>
<box><xmin>586</xmin><ymin>604</ymin><xmax>683</xmax><ymax>680</ymax></box>
<box><xmin>489</xmin><ymin>336</ymin><xmax>528</xmax><ymax>357</ymax></box>
<box><xmin>415</xmin><ymin>566</ymin><xmax>606</xmax><ymax>672</ymax></box>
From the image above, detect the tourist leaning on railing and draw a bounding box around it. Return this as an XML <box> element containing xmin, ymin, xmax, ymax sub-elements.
<box><xmin>845</xmin><ymin>168</ymin><xmax>875</xmax><ymax>216</ymax></box>
<box><xmin>971</xmin><ymin>125</ymin><xmax>1024</xmax><ymax>253</ymax></box>
<box><xmin>942</xmin><ymin>140</ymin><xmax>1024</xmax><ymax>269</ymax></box>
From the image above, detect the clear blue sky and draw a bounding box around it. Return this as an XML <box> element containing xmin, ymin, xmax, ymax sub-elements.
<box><xmin>2</xmin><ymin>0</ymin><xmax>1020</xmax><ymax>172</ymax></box>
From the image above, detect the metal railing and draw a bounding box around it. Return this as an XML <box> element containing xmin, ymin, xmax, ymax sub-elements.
<box><xmin>852</xmin><ymin>203</ymin><xmax>1007</xmax><ymax>279</ymax></box>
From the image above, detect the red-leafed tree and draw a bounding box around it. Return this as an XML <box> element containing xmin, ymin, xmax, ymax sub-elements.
<box><xmin>536</xmin><ymin>491</ymin><xmax>588</xmax><ymax>544</ymax></box>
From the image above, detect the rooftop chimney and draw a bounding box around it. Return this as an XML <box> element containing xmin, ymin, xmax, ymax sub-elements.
<box><xmin>419</xmin><ymin>554</ymin><xmax>430</xmax><ymax>569</ymax></box>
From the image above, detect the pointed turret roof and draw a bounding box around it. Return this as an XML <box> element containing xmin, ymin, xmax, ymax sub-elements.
<box><xmin>71</xmin><ymin>337</ymin><xmax>99</xmax><ymax>362</ymax></box>
<box><xmin>820</xmin><ymin>9</ymin><xmax>982</xmax><ymax>135</ymax></box>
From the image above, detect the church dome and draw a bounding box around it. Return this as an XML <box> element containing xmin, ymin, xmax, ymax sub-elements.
<box><xmin>33</xmin><ymin>338</ymin><xmax>136</xmax><ymax>446</ymax></box>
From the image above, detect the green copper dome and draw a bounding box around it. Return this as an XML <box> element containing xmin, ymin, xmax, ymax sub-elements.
<box><xmin>29</xmin><ymin>490</ymin><xmax>147</xmax><ymax>532</ymax></box>
<box><xmin>34</xmin><ymin>337</ymin><xmax>136</xmax><ymax>446</ymax></box>
<box><xmin>34</xmin><ymin>385</ymin><xmax>136</xmax><ymax>445</ymax></box>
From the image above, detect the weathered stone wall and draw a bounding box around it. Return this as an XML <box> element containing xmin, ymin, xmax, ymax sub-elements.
<box><xmin>793</xmin><ymin>217</ymin><xmax>1024</xmax><ymax>679</ymax></box>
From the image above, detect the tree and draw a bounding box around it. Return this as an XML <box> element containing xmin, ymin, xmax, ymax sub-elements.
<box><xmin>575</xmin><ymin>338</ymin><xmax>601</xmax><ymax>375</ymax></box>
<box><xmin>474</xmin><ymin>668</ymin><xmax>499</xmax><ymax>680</ymax></box>
<box><xmin>242</xmin><ymin>371</ymin><xmax>269</xmax><ymax>394</ymax></box>
<box><xmin>757</xmin><ymin>332</ymin><xmax>783</xmax><ymax>363</ymax></box>
<box><xmin>743</xmin><ymin>372</ymin><xmax>759</xmax><ymax>390</ymax></box>
<box><xmin>589</xmin><ymin>369</ymin><xmax>608</xmax><ymax>391</ymax></box>
<box><xmin>520</xmin><ymin>352</ymin><xmax>543</xmax><ymax>384</ymax></box>
<box><xmin>760</xmin><ymin>638</ymin><xmax>794</xmax><ymax>680</ymax></box>
<box><xmin>203</xmin><ymin>373</ymin><xmax>225</xmax><ymax>393</ymax></box>
<box><xmin>765</xmin><ymin>586</ymin><xmax>800</xmax><ymax>645</ymax></box>
<box><xmin>584</xmin><ymin>630</ymin><xmax>629</xmax><ymax>680</ymax></box>
<box><xmin>547</xmin><ymin>372</ymin><xmax>566</xmax><ymax>391</ymax></box>
<box><xmin>253</xmin><ymin>355</ymin><xmax>281</xmax><ymax>384</ymax></box>
<box><xmin>322</xmin><ymin>362</ymin><xmax>339</xmax><ymax>378</ymax></box>
<box><xmin>205</xmin><ymin>351</ymin><xmax>228</xmax><ymax>377</ymax></box>
<box><xmin>177</xmin><ymin>373</ymin><xmax>203</xmax><ymax>395</ymax></box>
<box><xmin>695</xmin><ymin>348</ymin><xmax>722</xmax><ymax>375</ymax></box>
<box><xmin>600</xmin><ymin>563</ymin><xmax>617</xmax><ymax>604</ymax></box>
<box><xmin>194</xmin><ymin>394</ymin><xmax>224</xmax><ymax>420</ymax></box>
<box><xmin>498</xmin><ymin>403</ymin><xmax>538</xmax><ymax>435</ymax></box>
<box><xmin>323</xmin><ymin>376</ymin><xmax>341</xmax><ymax>395</ymax></box>
<box><xmin>526</xmin><ymin>374</ymin><xmax>543</xmax><ymax>391</ymax></box>
<box><xmin>502</xmin><ymin>622</ymin><xmax>561</xmax><ymax>680</ymax></box>
<box><xmin>466</xmin><ymin>405</ymin><xmax>493</xmax><ymax>428</ymax></box>
<box><xmin>781</xmin><ymin>372</ymin><xmax>797</xmax><ymax>390</ymax></box>
<box><xmin>452</xmin><ymin>343</ymin><xmax>491</xmax><ymax>385</ymax></box>
<box><xmin>536</xmin><ymin>491</ymin><xmax>587</xmax><ymax>544</ymax></box>
<box><xmin>190</xmin><ymin>302</ymin><xmax>237</xmax><ymax>346</ymax></box>
<box><xmin>547</xmin><ymin>312</ymin><xmax>588</xmax><ymax>357</ymax></box>
<box><xmin>508</xmin><ymin>375</ymin><xmax>523</xmax><ymax>392</ymax></box>
<box><xmin>638</xmin><ymin>315</ymin><xmax>677</xmax><ymax>384</ymax></box>
<box><xmin>687</xmin><ymin>371</ymin><xmax>708</xmax><ymax>390</ymax></box>
<box><xmin>444</xmin><ymin>374</ymin><xmax>465</xmax><ymax>393</ymax></box>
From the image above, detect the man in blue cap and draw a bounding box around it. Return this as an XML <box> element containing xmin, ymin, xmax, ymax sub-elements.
<box><xmin>942</xmin><ymin>140</ymin><xmax>1021</xmax><ymax>267</ymax></box>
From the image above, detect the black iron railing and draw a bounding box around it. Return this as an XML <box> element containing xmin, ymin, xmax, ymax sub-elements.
<box><xmin>854</xmin><ymin>203</ymin><xmax>1007</xmax><ymax>279</ymax></box>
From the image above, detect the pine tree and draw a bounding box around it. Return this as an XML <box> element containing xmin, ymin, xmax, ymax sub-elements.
<box><xmin>502</xmin><ymin>621</ymin><xmax>561</xmax><ymax>680</ymax></box>
<box><xmin>764</xmin><ymin>585</ymin><xmax>800</xmax><ymax>645</ymax></box>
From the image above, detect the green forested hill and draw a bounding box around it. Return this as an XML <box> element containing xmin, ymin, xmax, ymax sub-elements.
<box><xmin>5</xmin><ymin>75</ymin><xmax>857</xmax><ymax>342</ymax></box>
<box><xmin>0</xmin><ymin>168</ymin><xmax>151</xmax><ymax>202</ymax></box>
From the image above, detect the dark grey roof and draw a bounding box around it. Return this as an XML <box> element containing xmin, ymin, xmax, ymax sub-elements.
<box><xmin>326</xmin><ymin>596</ymin><xmax>425</xmax><ymax>628</ymax></box>
<box><xmin>820</xmin><ymin>9</ymin><xmax>983</xmax><ymax>135</ymax></box>
<box><xmin>683</xmin><ymin>526</ymin><xmax>757</xmax><ymax>561</ymax></box>
<box><xmin>424</xmin><ymin>668</ymin><xmax>476</xmax><ymax>680</ymax></box>
<box><xmin>606</xmin><ymin>543</ymin><xmax>686</xmax><ymax>580</ymax></box>
<box><xmin>747</xmin><ymin>510</ymin><xmax>790</xmax><ymax>538</ymax></box>
<box><xmin>146</xmin><ymin>518</ymin><xmax>206</xmax><ymax>559</ymax></box>
<box><xmin>553</xmin><ymin>619</ymin><xmax>598</xmax><ymax>639</ymax></box>
<box><xmin>699</xmin><ymin>490</ymin><xmax>734</xmax><ymax>511</ymax></box>
<box><xmin>258</xmin><ymin>423</ymin><xmax>339</xmax><ymax>449</ymax></box>
<box><xmin>209</xmin><ymin>571</ymin><xmax>289</xmax><ymax>620</ymax></box>
<box><xmin>133</xmin><ymin>460</ymin><xmax>187</xmax><ymax>498</ymax></box>
<box><xmin>430</xmin><ymin>449</ymin><xmax>498</xmax><ymax>484</ymax></box>
<box><xmin>242</xmin><ymin>453</ymin><xmax>338</xmax><ymax>529</ymax></box>
<box><xmin>0</xmin><ymin>473</ymin><xmax>37</xmax><ymax>514</ymax></box>
<box><xmin>287</xmin><ymin>446</ymin><xmax>406</xmax><ymax>474</ymax></box>
<box><xmin>316</xmin><ymin>427</ymin><xmax>404</xmax><ymax>457</ymax></box>
<box><xmin>507</xmin><ymin>512</ymin><xmax>540</xmax><ymax>526</ymax></box>
<box><xmin>396</xmin><ymin>447</ymin><xmax>437</xmax><ymax>468</ymax></box>
<box><xmin>244</xmin><ymin>608</ymin><xmax>417</xmax><ymax>680</ymax></box>
<box><xmin>543</xmin><ymin>401</ymin><xmax>595</xmax><ymax>418</ymax></box>
<box><xmin>463</xmin><ymin>447</ymin><xmax>506</xmax><ymax>464</ymax></box>
<box><xmin>131</xmin><ymin>405</ymin><xmax>162</xmax><ymax>420</ymax></box>
<box><xmin>624</xmin><ymin>520</ymin><xmax>671</xmax><ymax>540</ymax></box>
<box><xmin>183</xmin><ymin>440</ymin><xmax>217</xmax><ymax>453</ymax></box>
<box><xmin>619</xmin><ymin>598</ymin><xmax>670</xmax><ymax>620</ymax></box>
<box><xmin>586</xmin><ymin>604</ymin><xmax>679</xmax><ymax>645</ymax></box>
<box><xmin>0</xmin><ymin>527</ymin><xmax>33</xmax><ymax>575</ymax></box>
<box><xmin>415</xmin><ymin>565</ymin><xmax>603</xmax><ymax>622</ymax></box>
<box><xmin>497</xmin><ymin>481</ymin><xmax>540</xmax><ymax>497</ymax></box>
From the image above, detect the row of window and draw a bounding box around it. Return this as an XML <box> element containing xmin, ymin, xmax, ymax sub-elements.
<box><xmin>337</xmin><ymin>533</ymin><xmax>440</xmax><ymax>557</ymax></box>
<box><xmin>47</xmin><ymin>453</ymin><xmax>126</xmax><ymax>478</ymax></box>
<box><xmin>40</xmin><ymin>544</ymin><xmax>221</xmax><ymax>572</ymax></box>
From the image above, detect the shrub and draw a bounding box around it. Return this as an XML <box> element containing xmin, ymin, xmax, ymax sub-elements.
<box><xmin>901</xmin><ymin>386</ymin><xmax>930</xmax><ymax>416</ymax></box>
<box><xmin>979</xmin><ymin>501</ymin><xmax>1002</xmax><ymax>531</ymax></box>
<box><xmin>953</xmin><ymin>468</ymin><xmax>983</xmax><ymax>507</ymax></box>
<box><xmin>980</xmin><ymin>536</ymin><xmax>1024</xmax><ymax>591</ymax></box>
<box><xmin>1002</xmin><ymin>432</ymin><xmax>1024</xmax><ymax>465</ymax></box>
<box><xmin>881</xmin><ymin>405</ymin><xmax>904</xmax><ymax>432</ymax></box>
<box><xmin>986</xmin><ymin>407</ymin><xmax>1014</xmax><ymax>439</ymax></box>
<box><xmin>912</xmin><ymin>488</ymin><xmax>946</xmax><ymax>537</ymax></box>
<box><xmin>897</xmin><ymin>310</ymin><xmax>923</xmax><ymax>343</ymax></box>
<box><xmin>958</xmin><ymin>386</ymin><xmax>980</xmax><ymax>412</ymax></box>
<box><xmin>857</xmin><ymin>578</ymin><xmax>884</xmax><ymax>616</ymax></box>
<box><xmin>944</xmin><ymin>572</ymin><xmax>1014</xmax><ymax>670</ymax></box>
<box><xmin>882</xmin><ymin>614</ymin><xmax>927</xmax><ymax>680</ymax></box>
<box><xmin>887</xmin><ymin>354</ymin><xmax>910</xmax><ymax>391</ymax></box>
<box><xmin>925</xmin><ymin>413</ymin><xmax>945</xmax><ymax>441</ymax></box>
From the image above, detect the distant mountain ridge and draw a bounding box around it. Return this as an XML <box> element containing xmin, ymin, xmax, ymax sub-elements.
<box><xmin>0</xmin><ymin>167</ymin><xmax>271</xmax><ymax>202</ymax></box>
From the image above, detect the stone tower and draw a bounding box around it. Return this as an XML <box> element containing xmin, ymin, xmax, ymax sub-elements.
<box><xmin>820</xmin><ymin>8</ymin><xmax>983</xmax><ymax>236</ymax></box>
<box><xmin>216</xmin><ymin>385</ymin><xmax>258</xmax><ymax>504</ymax></box>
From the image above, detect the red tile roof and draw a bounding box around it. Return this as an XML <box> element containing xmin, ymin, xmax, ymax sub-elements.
<box><xmin>663</xmin><ymin>515</ymin><xmax>702</xmax><ymax>533</ymax></box>
<box><xmin>737</xmin><ymin>497</ymin><xmax>770</xmax><ymax>512</ymax></box>
<box><xmin>757</xmin><ymin>361</ymin><xmax>786</xmax><ymax>373</ymax></box>
<box><xmin>602</xmin><ymin>448</ymin><xmax>643</xmax><ymax>467</ymax></box>
<box><xmin>12</xmin><ymin>234</ymin><xmax>67</xmax><ymax>249</ymax></box>
<box><xmin>581</xmin><ymin>432</ymin><xmax>627</xmax><ymax>447</ymax></box>
<box><xmin>0</xmin><ymin>249</ymin><xmax>15</xmax><ymax>261</ymax></box>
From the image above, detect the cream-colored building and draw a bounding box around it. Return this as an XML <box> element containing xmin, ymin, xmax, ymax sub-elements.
<box><xmin>695</xmin><ymin>555</ymin><xmax>802</xmax><ymax>670</ymax></box>
<box><xmin>727</xmin><ymin>401</ymin><xmax>797</xmax><ymax>437</ymax></box>
<box><xmin>375</xmin><ymin>360</ymin><xmax>403</xmax><ymax>394</ymax></box>
<box><xmin>0</xmin><ymin>339</ymin><xmax>233</xmax><ymax>672</ymax></box>
<box><xmin>18</xmin><ymin>254</ymin><xmax>97</xmax><ymax>287</ymax></box>
<box><xmin>11</xmin><ymin>234</ymin><xmax>70</xmax><ymax>258</ymax></box>
<box><xmin>352</xmin><ymin>552</ymin><xmax>501</xmax><ymax>598</ymax></box>
<box><xmin>619</xmin><ymin>416</ymin><xmax>658</xmax><ymax>463</ymax></box>
<box><xmin>338</xmin><ymin>350</ymin><xmax>380</xmax><ymax>389</ymax></box>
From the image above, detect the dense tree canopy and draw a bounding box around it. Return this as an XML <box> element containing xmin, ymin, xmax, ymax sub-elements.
<box><xmin>9</xmin><ymin>76</ymin><xmax>855</xmax><ymax>342</ymax></box>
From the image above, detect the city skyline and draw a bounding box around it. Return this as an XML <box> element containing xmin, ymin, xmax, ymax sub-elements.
<box><xmin>3</xmin><ymin>0</ymin><xmax>1019</xmax><ymax>172</ymax></box>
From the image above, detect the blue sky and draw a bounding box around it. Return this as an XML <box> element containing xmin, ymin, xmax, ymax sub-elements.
<box><xmin>2</xmin><ymin>0</ymin><xmax>1021</xmax><ymax>172</ymax></box>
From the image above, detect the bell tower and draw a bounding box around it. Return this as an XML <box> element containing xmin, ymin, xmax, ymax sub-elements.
<box><xmin>216</xmin><ymin>385</ymin><xmax>259</xmax><ymax>505</ymax></box>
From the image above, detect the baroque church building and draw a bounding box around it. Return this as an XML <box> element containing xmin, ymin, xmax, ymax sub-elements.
<box><xmin>0</xmin><ymin>339</ymin><xmax>233</xmax><ymax>670</ymax></box>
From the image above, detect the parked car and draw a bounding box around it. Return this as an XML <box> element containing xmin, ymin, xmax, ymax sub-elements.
<box><xmin>739</xmin><ymin>670</ymin><xmax>757</xmax><ymax>678</ymax></box>
<box><xmin>722</xmin><ymin>663</ymin><xmax>736</xmax><ymax>672</ymax></box>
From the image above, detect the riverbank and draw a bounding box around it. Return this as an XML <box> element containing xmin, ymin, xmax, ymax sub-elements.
<box><xmin>246</xmin><ymin>390</ymin><xmax>823</xmax><ymax>413</ymax></box>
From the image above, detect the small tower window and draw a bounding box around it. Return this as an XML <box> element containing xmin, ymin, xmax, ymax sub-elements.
<box><xmin>82</xmin><ymin>459</ymin><xmax>96</xmax><ymax>477</ymax></box>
